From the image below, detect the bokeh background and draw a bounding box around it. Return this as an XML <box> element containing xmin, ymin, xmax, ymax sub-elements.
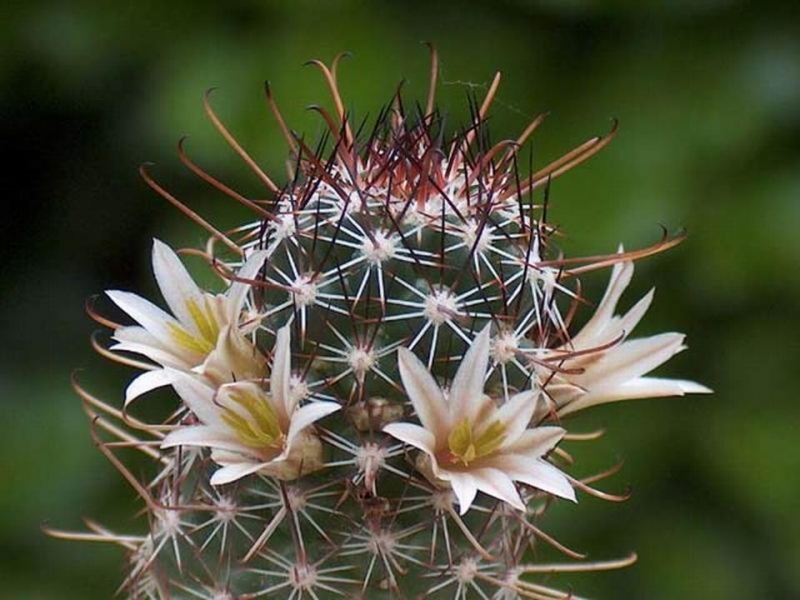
<box><xmin>2</xmin><ymin>1</ymin><xmax>799</xmax><ymax>598</ymax></box>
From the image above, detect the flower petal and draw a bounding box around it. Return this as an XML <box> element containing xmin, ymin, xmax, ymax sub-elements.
<box><xmin>225</xmin><ymin>249</ymin><xmax>268</xmax><ymax>320</ymax></box>
<box><xmin>107</xmin><ymin>291</ymin><xmax>181</xmax><ymax>351</ymax></box>
<box><xmin>169</xmin><ymin>371</ymin><xmax>222</xmax><ymax>426</ymax></box>
<box><xmin>571</xmin><ymin>259</ymin><xmax>632</xmax><ymax>348</ymax></box>
<box><xmin>576</xmin><ymin>333</ymin><xmax>686</xmax><ymax>389</ymax></box>
<box><xmin>468</xmin><ymin>466</ymin><xmax>526</xmax><ymax>512</ymax></box>
<box><xmin>124</xmin><ymin>369</ymin><xmax>173</xmax><ymax>406</ymax></box>
<box><xmin>491</xmin><ymin>453</ymin><xmax>576</xmax><ymax>502</ymax></box>
<box><xmin>210</xmin><ymin>461</ymin><xmax>268</xmax><ymax>486</ymax></box>
<box><xmin>285</xmin><ymin>401</ymin><xmax>340</xmax><ymax>446</ymax></box>
<box><xmin>271</xmin><ymin>325</ymin><xmax>293</xmax><ymax>420</ymax></box>
<box><xmin>494</xmin><ymin>390</ymin><xmax>537</xmax><ymax>448</ymax></box>
<box><xmin>110</xmin><ymin>325</ymin><xmax>197</xmax><ymax>369</ymax></box>
<box><xmin>505</xmin><ymin>426</ymin><xmax>565</xmax><ymax>458</ymax></box>
<box><xmin>616</xmin><ymin>288</ymin><xmax>654</xmax><ymax>340</ymax></box>
<box><xmin>161</xmin><ymin>424</ymin><xmax>244</xmax><ymax>453</ymax></box>
<box><xmin>446</xmin><ymin>471</ymin><xmax>479</xmax><ymax>515</ymax></box>
<box><xmin>448</xmin><ymin>325</ymin><xmax>491</xmax><ymax>422</ymax></box>
<box><xmin>559</xmin><ymin>376</ymin><xmax>712</xmax><ymax>416</ymax></box>
<box><xmin>383</xmin><ymin>422</ymin><xmax>437</xmax><ymax>455</ymax></box>
<box><xmin>151</xmin><ymin>238</ymin><xmax>204</xmax><ymax>330</ymax></box>
<box><xmin>111</xmin><ymin>324</ymin><xmax>162</xmax><ymax>348</ymax></box>
<box><xmin>397</xmin><ymin>347</ymin><xmax>448</xmax><ymax>434</ymax></box>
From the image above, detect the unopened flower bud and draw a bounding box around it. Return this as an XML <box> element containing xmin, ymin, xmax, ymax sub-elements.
<box><xmin>347</xmin><ymin>397</ymin><xmax>404</xmax><ymax>432</ymax></box>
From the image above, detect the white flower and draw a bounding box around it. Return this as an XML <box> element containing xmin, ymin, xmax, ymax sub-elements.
<box><xmin>383</xmin><ymin>325</ymin><xmax>575</xmax><ymax>515</ymax></box>
<box><xmin>161</xmin><ymin>325</ymin><xmax>340</xmax><ymax>484</ymax></box>
<box><xmin>106</xmin><ymin>239</ymin><xmax>268</xmax><ymax>405</ymax></box>
<box><xmin>536</xmin><ymin>257</ymin><xmax>712</xmax><ymax>418</ymax></box>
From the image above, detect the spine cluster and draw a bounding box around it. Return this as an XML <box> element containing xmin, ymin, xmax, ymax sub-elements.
<box><xmin>53</xmin><ymin>49</ymin><xmax>709</xmax><ymax>599</ymax></box>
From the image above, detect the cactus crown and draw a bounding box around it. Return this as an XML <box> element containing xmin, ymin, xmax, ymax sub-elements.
<box><xmin>51</xmin><ymin>48</ymin><xmax>709</xmax><ymax>599</ymax></box>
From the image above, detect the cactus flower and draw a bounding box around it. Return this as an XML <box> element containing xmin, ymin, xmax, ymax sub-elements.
<box><xmin>534</xmin><ymin>257</ymin><xmax>712</xmax><ymax>418</ymax></box>
<box><xmin>106</xmin><ymin>239</ymin><xmax>267</xmax><ymax>404</ymax></box>
<box><xmin>161</xmin><ymin>325</ymin><xmax>340</xmax><ymax>484</ymax></box>
<box><xmin>384</xmin><ymin>325</ymin><xmax>575</xmax><ymax>514</ymax></box>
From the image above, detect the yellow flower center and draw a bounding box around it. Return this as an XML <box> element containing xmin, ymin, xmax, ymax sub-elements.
<box><xmin>447</xmin><ymin>417</ymin><xmax>506</xmax><ymax>466</ymax></box>
<box><xmin>220</xmin><ymin>387</ymin><xmax>286</xmax><ymax>452</ymax></box>
<box><xmin>167</xmin><ymin>296</ymin><xmax>221</xmax><ymax>356</ymax></box>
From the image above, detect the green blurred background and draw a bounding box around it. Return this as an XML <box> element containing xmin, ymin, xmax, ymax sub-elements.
<box><xmin>2</xmin><ymin>1</ymin><xmax>799</xmax><ymax>598</ymax></box>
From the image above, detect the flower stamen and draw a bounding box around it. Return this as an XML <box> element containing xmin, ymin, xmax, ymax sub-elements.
<box><xmin>447</xmin><ymin>417</ymin><xmax>506</xmax><ymax>466</ymax></box>
<box><xmin>220</xmin><ymin>387</ymin><xmax>285</xmax><ymax>451</ymax></box>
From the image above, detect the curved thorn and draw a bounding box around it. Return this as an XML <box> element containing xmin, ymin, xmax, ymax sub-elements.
<box><xmin>330</xmin><ymin>50</ymin><xmax>353</xmax><ymax>84</ymax></box>
<box><xmin>41</xmin><ymin>524</ymin><xmax>143</xmax><ymax>547</ymax></box>
<box><xmin>305</xmin><ymin>58</ymin><xmax>354</xmax><ymax>146</ymax></box>
<box><xmin>86</xmin><ymin>411</ymin><xmax>158</xmax><ymax>510</ymax></box>
<box><xmin>569</xmin><ymin>475</ymin><xmax>632</xmax><ymax>502</ymax></box>
<box><xmin>502</xmin><ymin>118</ymin><xmax>619</xmax><ymax>201</ymax></box>
<box><xmin>85</xmin><ymin>296</ymin><xmax>123</xmax><ymax>330</ymax></box>
<box><xmin>515</xmin><ymin>112</ymin><xmax>549</xmax><ymax>148</ymax></box>
<box><xmin>89</xmin><ymin>331</ymin><xmax>157</xmax><ymax>371</ymax></box>
<box><xmin>517</xmin><ymin>514</ymin><xmax>587</xmax><ymax>560</ymax></box>
<box><xmin>139</xmin><ymin>163</ymin><xmax>243</xmax><ymax>256</ymax></box>
<box><xmin>203</xmin><ymin>89</ymin><xmax>280</xmax><ymax>193</ymax></box>
<box><xmin>446</xmin><ymin>506</ymin><xmax>497</xmax><ymax>561</ymax></box>
<box><xmin>563</xmin><ymin>428</ymin><xmax>606</xmax><ymax>441</ymax></box>
<box><xmin>72</xmin><ymin>372</ymin><xmax>170</xmax><ymax>437</ymax></box>
<box><xmin>82</xmin><ymin>404</ymin><xmax>164</xmax><ymax>460</ymax></box>
<box><xmin>306</xmin><ymin>104</ymin><xmax>342</xmax><ymax>144</ymax></box>
<box><xmin>581</xmin><ymin>459</ymin><xmax>626</xmax><ymax>486</ymax></box>
<box><xmin>177</xmin><ymin>137</ymin><xmax>272</xmax><ymax>219</ymax></box>
<box><xmin>518</xmin><ymin>552</ymin><xmax>638</xmax><ymax>574</ymax></box>
<box><xmin>264</xmin><ymin>80</ymin><xmax>298</xmax><ymax>153</ymax></box>
<box><xmin>545</xmin><ymin>229</ymin><xmax>686</xmax><ymax>275</ymax></box>
<box><xmin>422</xmin><ymin>41</ymin><xmax>439</xmax><ymax>117</ymax></box>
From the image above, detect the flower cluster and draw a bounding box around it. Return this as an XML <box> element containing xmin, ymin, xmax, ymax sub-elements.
<box><xmin>52</xmin><ymin>49</ymin><xmax>710</xmax><ymax>599</ymax></box>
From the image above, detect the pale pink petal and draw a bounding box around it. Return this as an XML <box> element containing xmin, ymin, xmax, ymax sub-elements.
<box><xmin>397</xmin><ymin>347</ymin><xmax>448</xmax><ymax>434</ymax></box>
<box><xmin>151</xmin><ymin>238</ymin><xmax>204</xmax><ymax>329</ymax></box>
<box><xmin>446</xmin><ymin>471</ymin><xmax>479</xmax><ymax>515</ymax></box>
<box><xmin>210</xmin><ymin>461</ymin><xmax>268</xmax><ymax>486</ymax></box>
<box><xmin>110</xmin><ymin>335</ymin><xmax>188</xmax><ymax>369</ymax></box>
<box><xmin>124</xmin><ymin>369</ymin><xmax>173</xmax><ymax>406</ymax></box>
<box><xmin>111</xmin><ymin>326</ymin><xmax>186</xmax><ymax>367</ymax></box>
<box><xmin>504</xmin><ymin>426</ymin><xmax>565</xmax><ymax>458</ymax></box>
<box><xmin>285</xmin><ymin>401</ymin><xmax>340</xmax><ymax>446</ymax></box>
<box><xmin>207</xmin><ymin>448</ymin><xmax>241</xmax><ymax>464</ymax></box>
<box><xmin>106</xmin><ymin>290</ymin><xmax>180</xmax><ymax>349</ymax></box>
<box><xmin>161</xmin><ymin>425</ymin><xmax>244</xmax><ymax>454</ymax></box>
<box><xmin>494</xmin><ymin>390</ymin><xmax>537</xmax><ymax>448</ymax></box>
<box><xmin>112</xmin><ymin>325</ymin><xmax>162</xmax><ymax>348</ymax></box>
<box><xmin>383</xmin><ymin>422</ymin><xmax>437</xmax><ymax>455</ymax></box>
<box><xmin>615</xmin><ymin>288</ymin><xmax>654</xmax><ymax>339</ymax></box>
<box><xmin>271</xmin><ymin>325</ymin><xmax>293</xmax><ymax>419</ymax></box>
<box><xmin>215</xmin><ymin>381</ymin><xmax>265</xmax><ymax>421</ymax></box>
<box><xmin>225</xmin><ymin>250</ymin><xmax>268</xmax><ymax>320</ymax></box>
<box><xmin>540</xmin><ymin>381</ymin><xmax>584</xmax><ymax>412</ymax></box>
<box><xmin>448</xmin><ymin>325</ymin><xmax>491</xmax><ymax>422</ymax></box>
<box><xmin>571</xmin><ymin>259</ymin><xmax>632</xmax><ymax>347</ymax></box>
<box><xmin>468</xmin><ymin>467</ymin><xmax>526</xmax><ymax>512</ymax></box>
<box><xmin>578</xmin><ymin>333</ymin><xmax>686</xmax><ymax>389</ymax></box>
<box><xmin>169</xmin><ymin>372</ymin><xmax>223</xmax><ymax>426</ymax></box>
<box><xmin>492</xmin><ymin>454</ymin><xmax>576</xmax><ymax>502</ymax></box>
<box><xmin>560</xmin><ymin>377</ymin><xmax>712</xmax><ymax>416</ymax></box>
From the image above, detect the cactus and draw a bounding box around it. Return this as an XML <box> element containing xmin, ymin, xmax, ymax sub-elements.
<box><xmin>51</xmin><ymin>48</ymin><xmax>711</xmax><ymax>599</ymax></box>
